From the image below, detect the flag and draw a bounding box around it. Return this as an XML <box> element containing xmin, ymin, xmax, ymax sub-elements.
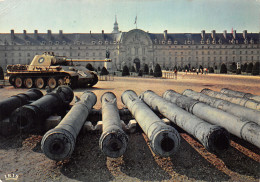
<box><xmin>134</xmin><ymin>16</ymin><xmax>137</xmax><ymax>24</ymax></box>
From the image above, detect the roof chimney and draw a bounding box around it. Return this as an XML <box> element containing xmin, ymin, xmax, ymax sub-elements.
<box><xmin>23</xmin><ymin>30</ymin><xmax>27</xmax><ymax>39</ymax></box>
<box><xmin>164</xmin><ymin>30</ymin><xmax>168</xmax><ymax>40</ymax></box>
<box><xmin>201</xmin><ymin>30</ymin><xmax>205</xmax><ymax>39</ymax></box>
<box><xmin>10</xmin><ymin>29</ymin><xmax>14</xmax><ymax>41</ymax></box>
<box><xmin>233</xmin><ymin>30</ymin><xmax>236</xmax><ymax>39</ymax></box>
<box><xmin>211</xmin><ymin>30</ymin><xmax>216</xmax><ymax>39</ymax></box>
<box><xmin>47</xmin><ymin>30</ymin><xmax>52</xmax><ymax>40</ymax></box>
<box><xmin>223</xmin><ymin>30</ymin><xmax>227</xmax><ymax>39</ymax></box>
<box><xmin>34</xmin><ymin>30</ymin><xmax>38</xmax><ymax>39</ymax></box>
<box><xmin>243</xmin><ymin>30</ymin><xmax>247</xmax><ymax>39</ymax></box>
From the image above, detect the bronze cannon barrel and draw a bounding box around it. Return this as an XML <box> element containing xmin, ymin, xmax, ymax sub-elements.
<box><xmin>0</xmin><ymin>89</ymin><xmax>43</xmax><ymax>121</ymax></box>
<box><xmin>10</xmin><ymin>86</ymin><xmax>74</xmax><ymax>132</ymax></box>
<box><xmin>165</xmin><ymin>90</ymin><xmax>260</xmax><ymax>148</ymax></box>
<box><xmin>41</xmin><ymin>91</ymin><xmax>97</xmax><ymax>161</ymax></box>
<box><xmin>141</xmin><ymin>90</ymin><xmax>230</xmax><ymax>152</ymax></box>
<box><xmin>99</xmin><ymin>92</ymin><xmax>128</xmax><ymax>158</ymax></box>
<box><xmin>121</xmin><ymin>90</ymin><xmax>180</xmax><ymax>157</ymax></box>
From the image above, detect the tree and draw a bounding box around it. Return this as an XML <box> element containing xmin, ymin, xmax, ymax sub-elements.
<box><xmin>220</xmin><ymin>63</ymin><xmax>227</xmax><ymax>74</ymax></box>
<box><xmin>86</xmin><ymin>63</ymin><xmax>94</xmax><ymax>71</ymax></box>
<box><xmin>130</xmin><ymin>66</ymin><xmax>136</xmax><ymax>72</ymax></box>
<box><xmin>229</xmin><ymin>62</ymin><xmax>236</xmax><ymax>73</ymax></box>
<box><xmin>122</xmin><ymin>65</ymin><xmax>130</xmax><ymax>76</ymax></box>
<box><xmin>149</xmin><ymin>69</ymin><xmax>154</xmax><ymax>76</ymax></box>
<box><xmin>209</xmin><ymin>67</ymin><xmax>214</xmax><ymax>73</ymax></box>
<box><xmin>246</xmin><ymin>62</ymin><xmax>253</xmax><ymax>73</ymax></box>
<box><xmin>154</xmin><ymin>64</ymin><xmax>162</xmax><ymax>77</ymax></box>
<box><xmin>143</xmin><ymin>64</ymin><xmax>149</xmax><ymax>75</ymax></box>
<box><xmin>100</xmin><ymin>67</ymin><xmax>109</xmax><ymax>75</ymax></box>
<box><xmin>138</xmin><ymin>70</ymin><xmax>143</xmax><ymax>77</ymax></box>
<box><xmin>242</xmin><ymin>63</ymin><xmax>247</xmax><ymax>72</ymax></box>
<box><xmin>252</xmin><ymin>62</ymin><xmax>260</xmax><ymax>75</ymax></box>
<box><xmin>184</xmin><ymin>65</ymin><xmax>189</xmax><ymax>71</ymax></box>
<box><xmin>0</xmin><ymin>66</ymin><xmax>4</xmax><ymax>80</ymax></box>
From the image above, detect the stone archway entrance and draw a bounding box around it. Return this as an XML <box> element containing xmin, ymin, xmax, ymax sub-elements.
<box><xmin>133</xmin><ymin>58</ymin><xmax>140</xmax><ymax>72</ymax></box>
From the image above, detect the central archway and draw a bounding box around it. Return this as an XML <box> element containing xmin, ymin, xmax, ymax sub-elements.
<box><xmin>133</xmin><ymin>58</ymin><xmax>140</xmax><ymax>72</ymax></box>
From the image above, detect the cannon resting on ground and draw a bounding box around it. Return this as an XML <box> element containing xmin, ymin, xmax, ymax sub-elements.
<box><xmin>10</xmin><ymin>86</ymin><xmax>74</xmax><ymax>133</ymax></box>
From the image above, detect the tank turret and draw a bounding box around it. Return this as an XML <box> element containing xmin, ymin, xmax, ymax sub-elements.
<box><xmin>7</xmin><ymin>52</ymin><xmax>111</xmax><ymax>89</ymax></box>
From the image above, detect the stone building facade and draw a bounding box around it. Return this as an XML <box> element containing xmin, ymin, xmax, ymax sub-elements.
<box><xmin>0</xmin><ymin>19</ymin><xmax>259</xmax><ymax>71</ymax></box>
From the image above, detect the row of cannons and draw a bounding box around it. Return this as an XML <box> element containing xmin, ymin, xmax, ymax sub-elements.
<box><xmin>0</xmin><ymin>86</ymin><xmax>259</xmax><ymax>161</ymax></box>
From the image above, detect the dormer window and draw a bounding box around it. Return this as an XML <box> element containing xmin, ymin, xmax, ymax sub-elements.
<box><xmin>250</xmin><ymin>39</ymin><xmax>254</xmax><ymax>44</ymax></box>
<box><xmin>212</xmin><ymin>40</ymin><xmax>216</xmax><ymax>44</ymax></box>
<box><xmin>62</xmin><ymin>41</ymin><xmax>66</xmax><ymax>45</ymax></box>
<box><xmin>162</xmin><ymin>40</ymin><xmax>165</xmax><ymax>44</ymax></box>
<box><xmin>200</xmin><ymin>40</ymin><xmax>205</xmax><ymax>44</ymax></box>
<box><xmin>105</xmin><ymin>41</ymin><xmax>108</xmax><ymax>44</ymax></box>
<box><xmin>92</xmin><ymin>41</ymin><xmax>96</xmax><ymax>44</ymax></box>
<box><xmin>168</xmin><ymin>40</ymin><xmax>172</xmax><ymax>44</ymax></box>
<box><xmin>55</xmin><ymin>41</ymin><xmax>59</xmax><ymax>45</ymax></box>
<box><xmin>113</xmin><ymin>40</ymin><xmax>117</xmax><ymax>44</ymax></box>
<box><xmin>218</xmin><ymin>39</ymin><xmax>222</xmax><ymax>44</ymax></box>
<box><xmin>41</xmin><ymin>41</ymin><xmax>46</xmax><ymax>45</ymax></box>
<box><xmin>174</xmin><ymin>40</ymin><xmax>178</xmax><ymax>45</ymax></box>
<box><xmin>26</xmin><ymin>41</ymin><xmax>30</xmax><ymax>45</ymax></box>
<box><xmin>206</xmin><ymin>39</ymin><xmax>210</xmax><ymax>44</ymax></box>
<box><xmin>187</xmin><ymin>40</ymin><xmax>191</xmax><ymax>44</ymax></box>
<box><xmin>98</xmin><ymin>41</ymin><xmax>102</xmax><ymax>44</ymax></box>
<box><xmin>244</xmin><ymin>39</ymin><xmax>248</xmax><ymax>44</ymax></box>
<box><xmin>49</xmin><ymin>41</ymin><xmax>52</xmax><ymax>45</ymax></box>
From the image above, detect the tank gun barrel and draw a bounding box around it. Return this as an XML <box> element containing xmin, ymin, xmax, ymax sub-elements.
<box><xmin>65</xmin><ymin>59</ymin><xmax>112</xmax><ymax>62</ymax></box>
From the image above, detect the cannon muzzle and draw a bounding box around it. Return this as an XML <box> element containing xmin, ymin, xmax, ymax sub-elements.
<box><xmin>121</xmin><ymin>90</ymin><xmax>180</xmax><ymax>156</ymax></box>
<box><xmin>41</xmin><ymin>91</ymin><xmax>97</xmax><ymax>161</ymax></box>
<box><xmin>99</xmin><ymin>92</ymin><xmax>128</xmax><ymax>158</ymax></box>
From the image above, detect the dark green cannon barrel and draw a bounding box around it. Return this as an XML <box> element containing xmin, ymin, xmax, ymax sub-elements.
<box><xmin>41</xmin><ymin>91</ymin><xmax>97</xmax><ymax>161</ymax></box>
<box><xmin>220</xmin><ymin>88</ymin><xmax>260</xmax><ymax>102</ymax></box>
<box><xmin>163</xmin><ymin>90</ymin><xmax>260</xmax><ymax>148</ymax></box>
<box><xmin>10</xmin><ymin>86</ymin><xmax>74</xmax><ymax>132</ymax></box>
<box><xmin>0</xmin><ymin>89</ymin><xmax>43</xmax><ymax>121</ymax></box>
<box><xmin>99</xmin><ymin>92</ymin><xmax>128</xmax><ymax>158</ymax></box>
<box><xmin>141</xmin><ymin>90</ymin><xmax>230</xmax><ymax>152</ymax></box>
<box><xmin>121</xmin><ymin>90</ymin><xmax>180</xmax><ymax>157</ymax></box>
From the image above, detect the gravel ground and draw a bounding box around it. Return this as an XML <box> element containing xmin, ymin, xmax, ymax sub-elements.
<box><xmin>0</xmin><ymin>73</ymin><xmax>259</xmax><ymax>182</ymax></box>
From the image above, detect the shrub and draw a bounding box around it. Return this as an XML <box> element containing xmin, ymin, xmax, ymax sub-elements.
<box><xmin>220</xmin><ymin>63</ymin><xmax>227</xmax><ymax>74</ymax></box>
<box><xmin>154</xmin><ymin>64</ymin><xmax>162</xmax><ymax>77</ymax></box>
<box><xmin>138</xmin><ymin>70</ymin><xmax>143</xmax><ymax>77</ymax></box>
<box><xmin>122</xmin><ymin>65</ymin><xmax>130</xmax><ymax>76</ymax></box>
<box><xmin>86</xmin><ymin>63</ymin><xmax>94</xmax><ymax>71</ymax></box>
<box><xmin>100</xmin><ymin>67</ymin><xmax>109</xmax><ymax>75</ymax></box>
<box><xmin>143</xmin><ymin>64</ymin><xmax>149</xmax><ymax>75</ymax></box>
<box><xmin>0</xmin><ymin>66</ymin><xmax>4</xmax><ymax>80</ymax></box>
<box><xmin>242</xmin><ymin>63</ymin><xmax>247</xmax><ymax>72</ymax></box>
<box><xmin>229</xmin><ymin>62</ymin><xmax>236</xmax><ymax>73</ymax></box>
<box><xmin>130</xmin><ymin>66</ymin><xmax>136</xmax><ymax>72</ymax></box>
<box><xmin>252</xmin><ymin>62</ymin><xmax>260</xmax><ymax>75</ymax></box>
<box><xmin>236</xmin><ymin>69</ymin><xmax>241</xmax><ymax>74</ymax></box>
<box><xmin>149</xmin><ymin>69</ymin><xmax>154</xmax><ymax>76</ymax></box>
<box><xmin>209</xmin><ymin>67</ymin><xmax>214</xmax><ymax>73</ymax></box>
<box><xmin>246</xmin><ymin>62</ymin><xmax>253</xmax><ymax>73</ymax></box>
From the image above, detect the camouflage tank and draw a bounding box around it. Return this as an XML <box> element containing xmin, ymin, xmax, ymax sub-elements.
<box><xmin>7</xmin><ymin>52</ymin><xmax>111</xmax><ymax>89</ymax></box>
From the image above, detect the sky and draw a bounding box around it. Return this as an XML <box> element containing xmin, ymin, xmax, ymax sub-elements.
<box><xmin>0</xmin><ymin>0</ymin><xmax>259</xmax><ymax>34</ymax></box>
